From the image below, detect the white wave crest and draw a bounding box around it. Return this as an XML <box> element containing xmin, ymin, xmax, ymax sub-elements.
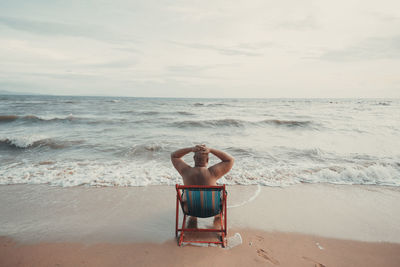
<box><xmin>0</xmin><ymin>135</ymin><xmax>48</xmax><ymax>148</ymax></box>
<box><xmin>0</xmin><ymin>159</ymin><xmax>399</xmax><ymax>187</ymax></box>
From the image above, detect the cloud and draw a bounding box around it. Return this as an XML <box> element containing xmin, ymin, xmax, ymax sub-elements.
<box><xmin>164</xmin><ymin>64</ymin><xmax>239</xmax><ymax>80</ymax></box>
<box><xmin>236</xmin><ymin>42</ymin><xmax>276</xmax><ymax>50</ymax></box>
<box><xmin>113</xmin><ymin>46</ymin><xmax>142</xmax><ymax>54</ymax></box>
<box><xmin>1</xmin><ymin>1</ymin><xmax>399</xmax><ymax>97</ymax></box>
<box><xmin>84</xmin><ymin>60</ymin><xmax>136</xmax><ymax>69</ymax></box>
<box><xmin>371</xmin><ymin>12</ymin><xmax>400</xmax><ymax>23</ymax></box>
<box><xmin>0</xmin><ymin>16</ymin><xmax>134</xmax><ymax>44</ymax></box>
<box><xmin>0</xmin><ymin>80</ymin><xmax>47</xmax><ymax>92</ymax></box>
<box><xmin>166</xmin><ymin>63</ymin><xmax>236</xmax><ymax>73</ymax></box>
<box><xmin>277</xmin><ymin>15</ymin><xmax>317</xmax><ymax>30</ymax></box>
<box><xmin>319</xmin><ymin>35</ymin><xmax>400</xmax><ymax>61</ymax></box>
<box><xmin>170</xmin><ymin>41</ymin><xmax>264</xmax><ymax>57</ymax></box>
<box><xmin>0</xmin><ymin>16</ymin><xmax>96</xmax><ymax>36</ymax></box>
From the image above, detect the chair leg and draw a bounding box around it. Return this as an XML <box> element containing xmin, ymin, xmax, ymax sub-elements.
<box><xmin>175</xmin><ymin>195</ymin><xmax>179</xmax><ymax>237</ymax></box>
<box><xmin>224</xmin><ymin>194</ymin><xmax>227</xmax><ymax>236</ymax></box>
<box><xmin>219</xmin><ymin>211</ymin><xmax>225</xmax><ymax>247</ymax></box>
<box><xmin>221</xmin><ymin>192</ymin><xmax>227</xmax><ymax>247</ymax></box>
<box><xmin>179</xmin><ymin>214</ymin><xmax>187</xmax><ymax>246</ymax></box>
<box><xmin>220</xmin><ymin>212</ymin><xmax>224</xmax><ymax>232</ymax></box>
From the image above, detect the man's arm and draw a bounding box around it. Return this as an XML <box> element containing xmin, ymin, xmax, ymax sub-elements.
<box><xmin>208</xmin><ymin>148</ymin><xmax>234</xmax><ymax>179</ymax></box>
<box><xmin>171</xmin><ymin>147</ymin><xmax>195</xmax><ymax>176</ymax></box>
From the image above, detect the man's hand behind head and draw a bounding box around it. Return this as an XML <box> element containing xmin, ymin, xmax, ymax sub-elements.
<box><xmin>200</xmin><ymin>145</ymin><xmax>210</xmax><ymax>154</ymax></box>
<box><xmin>195</xmin><ymin>144</ymin><xmax>211</xmax><ymax>154</ymax></box>
<box><xmin>193</xmin><ymin>144</ymin><xmax>208</xmax><ymax>153</ymax></box>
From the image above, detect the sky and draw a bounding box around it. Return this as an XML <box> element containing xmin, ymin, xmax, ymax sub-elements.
<box><xmin>0</xmin><ymin>0</ymin><xmax>399</xmax><ymax>98</ymax></box>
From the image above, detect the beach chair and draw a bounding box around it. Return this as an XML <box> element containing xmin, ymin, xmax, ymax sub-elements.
<box><xmin>175</xmin><ymin>184</ymin><xmax>227</xmax><ymax>247</ymax></box>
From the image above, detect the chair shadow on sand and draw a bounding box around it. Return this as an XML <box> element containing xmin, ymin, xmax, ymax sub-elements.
<box><xmin>182</xmin><ymin>215</ymin><xmax>223</xmax><ymax>243</ymax></box>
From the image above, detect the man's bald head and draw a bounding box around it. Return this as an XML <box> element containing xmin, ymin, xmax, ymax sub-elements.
<box><xmin>194</xmin><ymin>151</ymin><xmax>209</xmax><ymax>167</ymax></box>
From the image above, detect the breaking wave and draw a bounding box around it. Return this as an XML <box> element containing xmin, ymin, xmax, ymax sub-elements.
<box><xmin>0</xmin><ymin>137</ymin><xmax>83</xmax><ymax>149</ymax></box>
<box><xmin>193</xmin><ymin>102</ymin><xmax>230</xmax><ymax>107</ymax></box>
<box><xmin>261</xmin><ymin>119</ymin><xmax>312</xmax><ymax>127</ymax></box>
<box><xmin>0</xmin><ymin>159</ymin><xmax>399</xmax><ymax>187</ymax></box>
<box><xmin>173</xmin><ymin>119</ymin><xmax>246</xmax><ymax>128</ymax></box>
<box><xmin>140</xmin><ymin>111</ymin><xmax>160</xmax><ymax>115</ymax></box>
<box><xmin>0</xmin><ymin>115</ymin><xmax>20</xmax><ymax>122</ymax></box>
<box><xmin>114</xmin><ymin>143</ymin><xmax>172</xmax><ymax>160</ymax></box>
<box><xmin>177</xmin><ymin>111</ymin><xmax>195</xmax><ymax>116</ymax></box>
<box><xmin>0</xmin><ymin>114</ymin><xmax>129</xmax><ymax>125</ymax></box>
<box><xmin>172</xmin><ymin>119</ymin><xmax>315</xmax><ymax>129</ymax></box>
<box><xmin>0</xmin><ymin>114</ymin><xmax>82</xmax><ymax>124</ymax></box>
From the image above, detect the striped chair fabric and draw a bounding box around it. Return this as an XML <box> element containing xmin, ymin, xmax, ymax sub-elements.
<box><xmin>184</xmin><ymin>188</ymin><xmax>222</xmax><ymax>218</ymax></box>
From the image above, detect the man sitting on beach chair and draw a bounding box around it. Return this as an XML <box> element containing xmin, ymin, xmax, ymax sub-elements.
<box><xmin>171</xmin><ymin>145</ymin><xmax>234</xmax><ymax>224</ymax></box>
<box><xmin>171</xmin><ymin>144</ymin><xmax>234</xmax><ymax>187</ymax></box>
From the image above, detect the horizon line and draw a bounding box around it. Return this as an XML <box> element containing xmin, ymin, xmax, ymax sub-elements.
<box><xmin>1</xmin><ymin>93</ymin><xmax>398</xmax><ymax>100</ymax></box>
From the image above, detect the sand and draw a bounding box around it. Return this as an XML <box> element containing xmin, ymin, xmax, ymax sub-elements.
<box><xmin>1</xmin><ymin>184</ymin><xmax>400</xmax><ymax>266</ymax></box>
<box><xmin>1</xmin><ymin>229</ymin><xmax>400</xmax><ymax>267</ymax></box>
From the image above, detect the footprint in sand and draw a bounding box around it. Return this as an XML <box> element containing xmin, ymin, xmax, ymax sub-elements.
<box><xmin>255</xmin><ymin>235</ymin><xmax>264</xmax><ymax>242</ymax></box>
<box><xmin>302</xmin><ymin>256</ymin><xmax>326</xmax><ymax>267</ymax></box>
<box><xmin>257</xmin><ymin>248</ymin><xmax>280</xmax><ymax>265</ymax></box>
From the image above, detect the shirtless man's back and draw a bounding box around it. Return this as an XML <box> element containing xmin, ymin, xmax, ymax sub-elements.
<box><xmin>171</xmin><ymin>145</ymin><xmax>234</xmax><ymax>186</ymax></box>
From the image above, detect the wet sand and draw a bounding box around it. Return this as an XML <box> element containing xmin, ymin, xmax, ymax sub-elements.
<box><xmin>1</xmin><ymin>184</ymin><xmax>400</xmax><ymax>266</ymax></box>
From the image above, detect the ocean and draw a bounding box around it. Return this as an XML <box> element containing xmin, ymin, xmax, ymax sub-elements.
<box><xmin>0</xmin><ymin>95</ymin><xmax>399</xmax><ymax>187</ymax></box>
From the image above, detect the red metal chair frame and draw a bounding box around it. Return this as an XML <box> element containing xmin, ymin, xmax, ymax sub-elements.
<box><xmin>175</xmin><ymin>184</ymin><xmax>227</xmax><ymax>247</ymax></box>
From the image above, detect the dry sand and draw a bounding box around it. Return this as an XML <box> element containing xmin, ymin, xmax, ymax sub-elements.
<box><xmin>1</xmin><ymin>229</ymin><xmax>400</xmax><ymax>267</ymax></box>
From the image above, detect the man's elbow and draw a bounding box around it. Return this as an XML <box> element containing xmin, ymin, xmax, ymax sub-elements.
<box><xmin>227</xmin><ymin>157</ymin><xmax>234</xmax><ymax>167</ymax></box>
<box><xmin>225</xmin><ymin>158</ymin><xmax>234</xmax><ymax>173</ymax></box>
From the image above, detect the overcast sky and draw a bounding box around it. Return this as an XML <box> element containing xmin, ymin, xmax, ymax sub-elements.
<box><xmin>1</xmin><ymin>0</ymin><xmax>399</xmax><ymax>98</ymax></box>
